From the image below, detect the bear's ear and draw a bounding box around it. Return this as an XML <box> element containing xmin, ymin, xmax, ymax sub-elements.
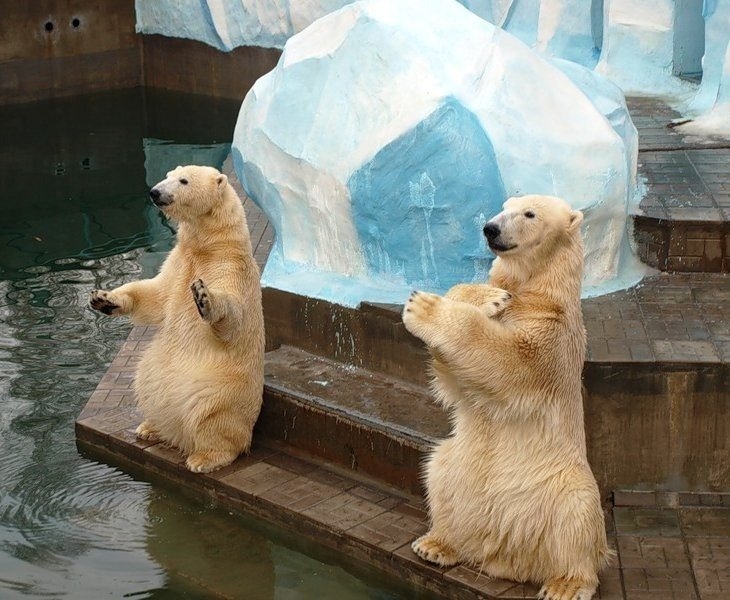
<box><xmin>216</xmin><ymin>173</ymin><xmax>228</xmax><ymax>188</ymax></box>
<box><xmin>567</xmin><ymin>209</ymin><xmax>584</xmax><ymax>232</ymax></box>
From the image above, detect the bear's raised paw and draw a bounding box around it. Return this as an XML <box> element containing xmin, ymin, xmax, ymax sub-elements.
<box><xmin>403</xmin><ymin>290</ymin><xmax>442</xmax><ymax>330</ymax></box>
<box><xmin>89</xmin><ymin>290</ymin><xmax>121</xmax><ymax>316</ymax></box>
<box><xmin>483</xmin><ymin>288</ymin><xmax>512</xmax><ymax>318</ymax></box>
<box><xmin>191</xmin><ymin>278</ymin><xmax>211</xmax><ymax>320</ymax></box>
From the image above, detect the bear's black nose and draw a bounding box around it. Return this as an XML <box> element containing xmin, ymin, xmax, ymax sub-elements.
<box><xmin>483</xmin><ymin>222</ymin><xmax>500</xmax><ymax>240</ymax></box>
<box><xmin>150</xmin><ymin>188</ymin><xmax>171</xmax><ymax>207</ymax></box>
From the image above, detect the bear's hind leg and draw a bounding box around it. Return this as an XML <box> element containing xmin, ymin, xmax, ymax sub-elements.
<box><xmin>185</xmin><ymin>404</ymin><xmax>254</xmax><ymax>473</ymax></box>
<box><xmin>538</xmin><ymin>578</ymin><xmax>597</xmax><ymax>600</ymax></box>
<box><xmin>412</xmin><ymin>532</ymin><xmax>459</xmax><ymax>567</ymax></box>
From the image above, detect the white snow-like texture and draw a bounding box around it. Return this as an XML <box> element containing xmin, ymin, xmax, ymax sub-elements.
<box><xmin>594</xmin><ymin>0</ymin><xmax>699</xmax><ymax>99</ymax></box>
<box><xmin>134</xmin><ymin>0</ymin><xmax>355</xmax><ymax>50</ymax></box>
<box><xmin>461</xmin><ymin>0</ymin><xmax>599</xmax><ymax>67</ymax></box>
<box><xmin>678</xmin><ymin>1</ymin><xmax>730</xmax><ymax>139</ymax></box>
<box><xmin>232</xmin><ymin>0</ymin><xmax>647</xmax><ymax>308</ymax></box>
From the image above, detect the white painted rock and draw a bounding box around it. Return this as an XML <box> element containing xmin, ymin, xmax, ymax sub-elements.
<box><xmin>233</xmin><ymin>0</ymin><xmax>646</xmax><ymax>307</ymax></box>
<box><xmin>134</xmin><ymin>0</ymin><xmax>356</xmax><ymax>50</ymax></box>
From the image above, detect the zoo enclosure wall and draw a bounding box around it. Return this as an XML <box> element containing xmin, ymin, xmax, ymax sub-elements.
<box><xmin>0</xmin><ymin>0</ymin><xmax>281</xmax><ymax>106</ymax></box>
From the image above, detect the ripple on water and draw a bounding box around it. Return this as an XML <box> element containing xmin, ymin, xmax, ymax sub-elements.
<box><xmin>0</xmin><ymin>251</ymin><xmax>167</xmax><ymax>598</ymax></box>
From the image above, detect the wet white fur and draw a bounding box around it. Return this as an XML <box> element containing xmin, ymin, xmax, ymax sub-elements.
<box><xmin>91</xmin><ymin>165</ymin><xmax>264</xmax><ymax>473</ymax></box>
<box><xmin>403</xmin><ymin>195</ymin><xmax>610</xmax><ymax>600</ymax></box>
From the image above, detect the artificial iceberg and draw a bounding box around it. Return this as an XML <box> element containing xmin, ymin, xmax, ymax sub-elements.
<box><xmin>233</xmin><ymin>0</ymin><xmax>647</xmax><ymax>307</ymax></box>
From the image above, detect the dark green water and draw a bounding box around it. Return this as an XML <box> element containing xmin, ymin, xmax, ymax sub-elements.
<box><xmin>0</xmin><ymin>89</ymin><xmax>403</xmax><ymax>599</ymax></box>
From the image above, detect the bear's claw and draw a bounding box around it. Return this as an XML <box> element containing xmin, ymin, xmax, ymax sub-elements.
<box><xmin>485</xmin><ymin>289</ymin><xmax>512</xmax><ymax>317</ymax></box>
<box><xmin>411</xmin><ymin>533</ymin><xmax>459</xmax><ymax>567</ymax></box>
<box><xmin>186</xmin><ymin>450</ymin><xmax>237</xmax><ymax>473</ymax></box>
<box><xmin>191</xmin><ymin>278</ymin><xmax>211</xmax><ymax>320</ymax></box>
<box><xmin>89</xmin><ymin>290</ymin><xmax>120</xmax><ymax>315</ymax></box>
<box><xmin>135</xmin><ymin>420</ymin><xmax>161</xmax><ymax>442</ymax></box>
<box><xmin>538</xmin><ymin>579</ymin><xmax>597</xmax><ymax>600</ymax></box>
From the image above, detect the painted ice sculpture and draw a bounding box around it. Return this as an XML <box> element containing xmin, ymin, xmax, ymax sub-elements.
<box><xmin>134</xmin><ymin>0</ymin><xmax>356</xmax><ymax>50</ymax></box>
<box><xmin>678</xmin><ymin>2</ymin><xmax>730</xmax><ymax>138</ymax></box>
<box><xmin>463</xmin><ymin>0</ymin><xmax>599</xmax><ymax>67</ymax></box>
<box><xmin>233</xmin><ymin>0</ymin><xmax>646</xmax><ymax>307</ymax></box>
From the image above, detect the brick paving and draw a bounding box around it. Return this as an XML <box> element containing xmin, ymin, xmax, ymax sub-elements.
<box><xmin>77</xmin><ymin>326</ymin><xmax>729</xmax><ymax>599</ymax></box>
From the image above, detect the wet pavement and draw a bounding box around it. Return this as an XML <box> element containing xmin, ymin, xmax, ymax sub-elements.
<box><xmin>76</xmin><ymin>101</ymin><xmax>729</xmax><ymax>598</ymax></box>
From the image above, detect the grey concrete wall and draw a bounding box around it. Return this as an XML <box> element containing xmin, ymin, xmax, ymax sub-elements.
<box><xmin>0</xmin><ymin>0</ymin><xmax>141</xmax><ymax>104</ymax></box>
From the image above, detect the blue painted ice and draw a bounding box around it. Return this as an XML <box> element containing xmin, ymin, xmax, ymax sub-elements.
<box><xmin>349</xmin><ymin>99</ymin><xmax>505</xmax><ymax>292</ymax></box>
<box><xmin>233</xmin><ymin>0</ymin><xmax>647</xmax><ymax>307</ymax></box>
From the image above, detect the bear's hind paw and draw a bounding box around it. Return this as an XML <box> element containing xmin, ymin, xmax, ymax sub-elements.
<box><xmin>538</xmin><ymin>578</ymin><xmax>597</xmax><ymax>600</ymax></box>
<box><xmin>186</xmin><ymin>450</ymin><xmax>237</xmax><ymax>473</ymax></box>
<box><xmin>135</xmin><ymin>420</ymin><xmax>161</xmax><ymax>442</ymax></box>
<box><xmin>411</xmin><ymin>533</ymin><xmax>459</xmax><ymax>567</ymax></box>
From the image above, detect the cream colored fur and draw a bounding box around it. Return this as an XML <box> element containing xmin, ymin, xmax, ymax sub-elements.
<box><xmin>402</xmin><ymin>195</ymin><xmax>610</xmax><ymax>600</ymax></box>
<box><xmin>90</xmin><ymin>165</ymin><xmax>264</xmax><ymax>473</ymax></box>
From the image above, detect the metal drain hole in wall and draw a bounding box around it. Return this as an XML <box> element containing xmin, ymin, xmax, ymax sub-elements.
<box><xmin>44</xmin><ymin>21</ymin><xmax>54</xmax><ymax>32</ymax></box>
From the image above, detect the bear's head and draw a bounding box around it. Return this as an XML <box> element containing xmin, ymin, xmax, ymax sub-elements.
<box><xmin>483</xmin><ymin>195</ymin><xmax>583</xmax><ymax>261</ymax></box>
<box><xmin>149</xmin><ymin>165</ymin><xmax>229</xmax><ymax>222</ymax></box>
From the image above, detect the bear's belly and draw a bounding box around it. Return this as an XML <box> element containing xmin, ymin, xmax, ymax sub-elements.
<box><xmin>132</xmin><ymin>321</ymin><xmax>250</xmax><ymax>450</ymax></box>
<box><xmin>426</xmin><ymin>428</ymin><xmax>589</xmax><ymax>565</ymax></box>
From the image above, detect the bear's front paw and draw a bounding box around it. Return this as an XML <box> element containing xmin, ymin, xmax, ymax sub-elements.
<box><xmin>191</xmin><ymin>278</ymin><xmax>211</xmax><ymax>320</ymax></box>
<box><xmin>482</xmin><ymin>288</ymin><xmax>512</xmax><ymax>318</ymax></box>
<box><xmin>402</xmin><ymin>291</ymin><xmax>444</xmax><ymax>343</ymax></box>
<box><xmin>89</xmin><ymin>290</ymin><xmax>121</xmax><ymax>316</ymax></box>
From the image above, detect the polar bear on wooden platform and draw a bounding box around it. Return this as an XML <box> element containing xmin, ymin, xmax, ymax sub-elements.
<box><xmin>90</xmin><ymin>165</ymin><xmax>264</xmax><ymax>473</ymax></box>
<box><xmin>403</xmin><ymin>195</ymin><xmax>610</xmax><ymax>600</ymax></box>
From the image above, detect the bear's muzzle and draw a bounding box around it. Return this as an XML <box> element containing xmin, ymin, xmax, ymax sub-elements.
<box><xmin>149</xmin><ymin>187</ymin><xmax>172</xmax><ymax>207</ymax></box>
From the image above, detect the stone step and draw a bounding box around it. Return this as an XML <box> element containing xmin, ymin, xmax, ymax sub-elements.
<box><xmin>627</xmin><ymin>97</ymin><xmax>729</xmax><ymax>274</ymax></box>
<box><xmin>257</xmin><ymin>345</ymin><xmax>445</xmax><ymax>495</ymax></box>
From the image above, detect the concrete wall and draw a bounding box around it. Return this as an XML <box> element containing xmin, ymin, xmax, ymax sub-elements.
<box><xmin>141</xmin><ymin>35</ymin><xmax>280</xmax><ymax>100</ymax></box>
<box><xmin>0</xmin><ymin>1</ymin><xmax>281</xmax><ymax>106</ymax></box>
<box><xmin>0</xmin><ymin>0</ymin><xmax>141</xmax><ymax>104</ymax></box>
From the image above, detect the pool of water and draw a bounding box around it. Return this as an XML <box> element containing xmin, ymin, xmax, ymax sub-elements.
<box><xmin>0</xmin><ymin>89</ymin><xmax>403</xmax><ymax>599</ymax></box>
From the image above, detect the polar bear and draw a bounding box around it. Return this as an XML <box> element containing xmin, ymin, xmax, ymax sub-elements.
<box><xmin>90</xmin><ymin>165</ymin><xmax>265</xmax><ymax>473</ymax></box>
<box><xmin>402</xmin><ymin>195</ymin><xmax>610</xmax><ymax>600</ymax></box>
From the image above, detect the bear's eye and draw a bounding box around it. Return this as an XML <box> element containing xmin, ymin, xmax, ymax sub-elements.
<box><xmin>179</xmin><ymin>178</ymin><xmax>188</xmax><ymax>185</ymax></box>
<box><xmin>524</xmin><ymin>211</ymin><xmax>535</xmax><ymax>219</ymax></box>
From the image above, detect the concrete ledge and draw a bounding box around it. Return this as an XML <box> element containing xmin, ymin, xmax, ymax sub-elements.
<box><xmin>76</xmin><ymin>405</ymin><xmax>550</xmax><ymax>600</ymax></box>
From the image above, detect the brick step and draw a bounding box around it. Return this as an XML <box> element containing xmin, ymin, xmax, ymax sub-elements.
<box><xmin>256</xmin><ymin>345</ymin><xmax>444</xmax><ymax>495</ymax></box>
<box><xmin>632</xmin><ymin>212</ymin><xmax>728</xmax><ymax>273</ymax></box>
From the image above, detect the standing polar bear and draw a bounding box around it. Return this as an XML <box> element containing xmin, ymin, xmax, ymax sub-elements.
<box><xmin>90</xmin><ymin>165</ymin><xmax>265</xmax><ymax>473</ymax></box>
<box><xmin>403</xmin><ymin>195</ymin><xmax>609</xmax><ymax>600</ymax></box>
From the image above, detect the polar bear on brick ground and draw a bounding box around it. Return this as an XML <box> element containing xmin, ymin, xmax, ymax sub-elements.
<box><xmin>90</xmin><ymin>165</ymin><xmax>264</xmax><ymax>473</ymax></box>
<box><xmin>402</xmin><ymin>195</ymin><xmax>610</xmax><ymax>600</ymax></box>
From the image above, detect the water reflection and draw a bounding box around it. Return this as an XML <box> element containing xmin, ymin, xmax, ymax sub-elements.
<box><xmin>0</xmin><ymin>90</ymin><xmax>401</xmax><ymax>599</ymax></box>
